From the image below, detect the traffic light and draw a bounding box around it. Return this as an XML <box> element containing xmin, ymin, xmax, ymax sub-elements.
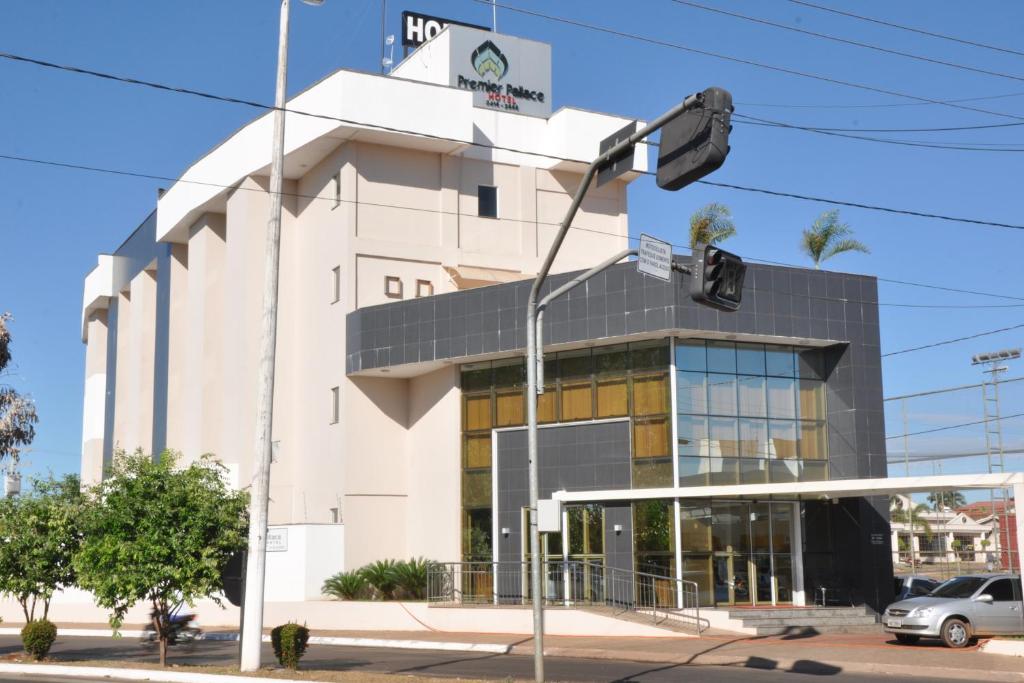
<box><xmin>691</xmin><ymin>244</ymin><xmax>746</xmax><ymax>311</ymax></box>
<box><xmin>656</xmin><ymin>87</ymin><xmax>733</xmax><ymax>191</ymax></box>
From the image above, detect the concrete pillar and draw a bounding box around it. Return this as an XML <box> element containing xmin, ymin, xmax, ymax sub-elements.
<box><xmin>792</xmin><ymin>501</ymin><xmax>805</xmax><ymax>606</ymax></box>
<box><xmin>1014</xmin><ymin>483</ymin><xmax>1024</xmax><ymax>578</ymax></box>
<box><xmin>80</xmin><ymin>309</ymin><xmax>109</xmax><ymax>485</ymax></box>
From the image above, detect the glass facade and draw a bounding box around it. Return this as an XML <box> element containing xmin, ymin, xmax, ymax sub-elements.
<box><xmin>459</xmin><ymin>341</ymin><xmax>672</xmax><ymax>561</ymax></box>
<box><xmin>676</xmin><ymin>340</ymin><xmax>828</xmax><ymax>485</ymax></box>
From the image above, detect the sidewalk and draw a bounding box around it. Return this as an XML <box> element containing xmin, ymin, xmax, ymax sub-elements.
<box><xmin>1</xmin><ymin>624</ymin><xmax>1021</xmax><ymax>681</ymax></box>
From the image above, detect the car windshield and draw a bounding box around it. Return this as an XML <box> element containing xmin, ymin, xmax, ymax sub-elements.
<box><xmin>929</xmin><ymin>577</ymin><xmax>987</xmax><ymax>598</ymax></box>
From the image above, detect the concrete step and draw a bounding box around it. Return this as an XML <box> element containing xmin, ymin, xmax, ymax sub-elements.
<box><xmin>740</xmin><ymin>616</ymin><xmax>879</xmax><ymax>628</ymax></box>
<box><xmin>753</xmin><ymin>623</ymin><xmax>884</xmax><ymax>636</ymax></box>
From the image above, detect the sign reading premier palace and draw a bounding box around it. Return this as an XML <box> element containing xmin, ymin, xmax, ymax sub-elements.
<box><xmin>447</xmin><ymin>27</ymin><xmax>552</xmax><ymax>117</ymax></box>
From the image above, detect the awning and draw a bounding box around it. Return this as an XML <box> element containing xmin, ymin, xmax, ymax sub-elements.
<box><xmin>444</xmin><ymin>265</ymin><xmax>531</xmax><ymax>290</ymax></box>
<box><xmin>551</xmin><ymin>472</ymin><xmax>1024</xmax><ymax>504</ymax></box>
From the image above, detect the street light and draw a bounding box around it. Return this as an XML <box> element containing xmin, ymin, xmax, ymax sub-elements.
<box><xmin>240</xmin><ymin>0</ymin><xmax>324</xmax><ymax>673</ymax></box>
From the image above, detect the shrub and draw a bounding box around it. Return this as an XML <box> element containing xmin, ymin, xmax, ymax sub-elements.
<box><xmin>322</xmin><ymin>570</ymin><xmax>368</xmax><ymax>600</ymax></box>
<box><xmin>360</xmin><ymin>559</ymin><xmax>400</xmax><ymax>600</ymax></box>
<box><xmin>393</xmin><ymin>557</ymin><xmax>439</xmax><ymax>600</ymax></box>
<box><xmin>270</xmin><ymin>622</ymin><xmax>309</xmax><ymax>670</ymax></box>
<box><xmin>21</xmin><ymin>619</ymin><xmax>57</xmax><ymax>660</ymax></box>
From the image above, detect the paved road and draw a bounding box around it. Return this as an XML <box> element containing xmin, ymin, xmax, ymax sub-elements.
<box><xmin>0</xmin><ymin>635</ymin><xmax>980</xmax><ymax>682</ymax></box>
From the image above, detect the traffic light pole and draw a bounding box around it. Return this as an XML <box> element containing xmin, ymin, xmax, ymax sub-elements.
<box><xmin>525</xmin><ymin>92</ymin><xmax>704</xmax><ymax>683</ymax></box>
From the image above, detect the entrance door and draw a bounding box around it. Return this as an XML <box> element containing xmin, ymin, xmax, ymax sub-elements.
<box><xmin>713</xmin><ymin>553</ymin><xmax>751</xmax><ymax>605</ymax></box>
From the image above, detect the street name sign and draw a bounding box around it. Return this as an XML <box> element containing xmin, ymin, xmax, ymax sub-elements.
<box><xmin>596</xmin><ymin>120</ymin><xmax>638</xmax><ymax>187</ymax></box>
<box><xmin>638</xmin><ymin>233</ymin><xmax>672</xmax><ymax>282</ymax></box>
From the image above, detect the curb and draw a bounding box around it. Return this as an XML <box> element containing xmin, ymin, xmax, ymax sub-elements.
<box><xmin>981</xmin><ymin>639</ymin><xmax>1024</xmax><ymax>658</ymax></box>
<box><xmin>510</xmin><ymin>645</ymin><xmax>1024</xmax><ymax>683</ymax></box>
<box><xmin>0</xmin><ymin>627</ymin><xmax>511</xmax><ymax>655</ymax></box>
<box><xmin>0</xmin><ymin>663</ymin><xmax>319</xmax><ymax>683</ymax></box>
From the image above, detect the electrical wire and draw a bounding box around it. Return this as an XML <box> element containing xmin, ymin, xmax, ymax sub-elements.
<box><xmin>4</xmin><ymin>148</ymin><xmax>1023</xmax><ymax>310</ymax></box>
<box><xmin>736</xmin><ymin>91</ymin><xmax>1024</xmax><ymax>110</ymax></box>
<box><xmin>467</xmin><ymin>1</ymin><xmax>1024</xmax><ymax>123</ymax></box>
<box><xmin>787</xmin><ymin>0</ymin><xmax>1024</xmax><ymax>60</ymax></box>
<box><xmin>881</xmin><ymin>323</ymin><xmax>1024</xmax><ymax>358</ymax></box>
<box><xmin>884</xmin><ymin>413</ymin><xmax>1024</xmax><ymax>439</ymax></box>
<box><xmin>669</xmin><ymin>0</ymin><xmax>1024</xmax><ymax>85</ymax></box>
<box><xmin>738</xmin><ymin>119</ymin><xmax>1024</xmax><ymax>134</ymax></box>
<box><xmin>4</xmin><ymin>48</ymin><xmax>1024</xmax><ymax>229</ymax></box>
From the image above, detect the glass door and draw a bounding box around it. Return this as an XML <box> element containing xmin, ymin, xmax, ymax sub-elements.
<box><xmin>709</xmin><ymin>501</ymin><xmax>793</xmax><ymax>607</ymax></box>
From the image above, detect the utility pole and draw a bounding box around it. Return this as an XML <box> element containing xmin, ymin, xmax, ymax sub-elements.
<box><xmin>972</xmin><ymin>348</ymin><xmax>1020</xmax><ymax>571</ymax></box>
<box><xmin>525</xmin><ymin>88</ymin><xmax>732</xmax><ymax>682</ymax></box>
<box><xmin>240</xmin><ymin>0</ymin><xmax>324</xmax><ymax>672</ymax></box>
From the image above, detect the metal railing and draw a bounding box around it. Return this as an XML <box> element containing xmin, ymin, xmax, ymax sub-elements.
<box><xmin>427</xmin><ymin>560</ymin><xmax>704</xmax><ymax>633</ymax></box>
<box><xmin>892</xmin><ymin>548</ymin><xmax>1021</xmax><ymax>582</ymax></box>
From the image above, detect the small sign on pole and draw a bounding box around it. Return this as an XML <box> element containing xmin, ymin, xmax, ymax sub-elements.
<box><xmin>638</xmin><ymin>233</ymin><xmax>673</xmax><ymax>282</ymax></box>
<box><xmin>596</xmin><ymin>120</ymin><xmax>638</xmax><ymax>187</ymax></box>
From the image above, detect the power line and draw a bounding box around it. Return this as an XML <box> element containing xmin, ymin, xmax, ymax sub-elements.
<box><xmin>741</xmin><ymin>119</ymin><xmax>1024</xmax><ymax>134</ymax></box>
<box><xmin>469</xmin><ymin>1</ymin><xmax>1024</xmax><ymax>123</ymax></box>
<box><xmin>670</xmin><ymin>0</ymin><xmax>1024</xmax><ymax>85</ymax></box>
<box><xmin>5</xmin><ymin>48</ymin><xmax>1024</xmax><ymax>230</ymax></box>
<box><xmin>734</xmin><ymin>114</ymin><xmax>1024</xmax><ymax>153</ymax></box>
<box><xmin>885</xmin><ymin>413</ymin><xmax>1024</xmax><ymax>439</ymax></box>
<box><xmin>737</xmin><ymin>91</ymin><xmax>1024</xmax><ymax>110</ymax></box>
<box><xmin>788</xmin><ymin>0</ymin><xmax>1024</xmax><ymax>60</ymax></box>
<box><xmin>5</xmin><ymin>149</ymin><xmax>1022</xmax><ymax>314</ymax></box>
<box><xmin>882</xmin><ymin>323</ymin><xmax>1024</xmax><ymax>358</ymax></box>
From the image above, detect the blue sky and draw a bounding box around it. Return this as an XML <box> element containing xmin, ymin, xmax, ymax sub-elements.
<box><xmin>1</xmin><ymin>1</ymin><xmax>1022</xmax><ymax>486</ymax></box>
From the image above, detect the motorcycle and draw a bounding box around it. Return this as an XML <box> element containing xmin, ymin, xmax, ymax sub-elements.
<box><xmin>140</xmin><ymin>609</ymin><xmax>202</xmax><ymax>649</ymax></box>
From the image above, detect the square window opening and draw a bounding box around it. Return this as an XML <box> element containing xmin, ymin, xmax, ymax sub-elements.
<box><xmin>478</xmin><ymin>185</ymin><xmax>498</xmax><ymax>218</ymax></box>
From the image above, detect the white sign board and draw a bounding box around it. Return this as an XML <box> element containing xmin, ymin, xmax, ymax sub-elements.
<box><xmin>537</xmin><ymin>499</ymin><xmax>562</xmax><ymax>533</ymax></box>
<box><xmin>447</xmin><ymin>26</ymin><xmax>552</xmax><ymax>118</ymax></box>
<box><xmin>267</xmin><ymin>527</ymin><xmax>289</xmax><ymax>553</ymax></box>
<box><xmin>638</xmin><ymin>233</ymin><xmax>672</xmax><ymax>282</ymax></box>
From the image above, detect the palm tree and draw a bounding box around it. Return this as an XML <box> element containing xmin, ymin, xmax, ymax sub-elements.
<box><xmin>927</xmin><ymin>490</ymin><xmax>966</xmax><ymax>511</ymax></box>
<box><xmin>890</xmin><ymin>498</ymin><xmax>932</xmax><ymax>571</ymax></box>
<box><xmin>800</xmin><ymin>209</ymin><xmax>869</xmax><ymax>269</ymax></box>
<box><xmin>689</xmin><ymin>202</ymin><xmax>736</xmax><ymax>249</ymax></box>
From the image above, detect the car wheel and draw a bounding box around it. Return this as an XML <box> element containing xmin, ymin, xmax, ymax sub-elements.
<box><xmin>941</xmin><ymin>618</ymin><xmax>971</xmax><ymax>648</ymax></box>
<box><xmin>895</xmin><ymin>634</ymin><xmax>919</xmax><ymax>645</ymax></box>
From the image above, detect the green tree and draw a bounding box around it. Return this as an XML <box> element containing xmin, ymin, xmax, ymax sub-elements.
<box><xmin>689</xmin><ymin>203</ymin><xmax>737</xmax><ymax>249</ymax></box>
<box><xmin>74</xmin><ymin>450</ymin><xmax>248</xmax><ymax>666</ymax></box>
<box><xmin>927</xmin><ymin>490</ymin><xmax>966</xmax><ymax>511</ymax></box>
<box><xmin>0</xmin><ymin>474</ymin><xmax>84</xmax><ymax>622</ymax></box>
<box><xmin>889</xmin><ymin>500</ymin><xmax>932</xmax><ymax>535</ymax></box>
<box><xmin>0</xmin><ymin>313</ymin><xmax>38</xmax><ymax>462</ymax></box>
<box><xmin>799</xmin><ymin>209</ymin><xmax>869</xmax><ymax>269</ymax></box>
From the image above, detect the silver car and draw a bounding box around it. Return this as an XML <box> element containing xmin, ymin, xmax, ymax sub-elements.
<box><xmin>883</xmin><ymin>574</ymin><xmax>1023</xmax><ymax>648</ymax></box>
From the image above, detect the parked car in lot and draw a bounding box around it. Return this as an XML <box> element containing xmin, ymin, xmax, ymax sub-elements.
<box><xmin>883</xmin><ymin>574</ymin><xmax>1023</xmax><ymax>648</ymax></box>
<box><xmin>893</xmin><ymin>575</ymin><xmax>939</xmax><ymax>603</ymax></box>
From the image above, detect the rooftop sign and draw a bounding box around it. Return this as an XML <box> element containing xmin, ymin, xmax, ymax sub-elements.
<box><xmin>401</xmin><ymin>11</ymin><xmax>488</xmax><ymax>48</ymax></box>
<box><xmin>447</xmin><ymin>26</ymin><xmax>552</xmax><ymax>117</ymax></box>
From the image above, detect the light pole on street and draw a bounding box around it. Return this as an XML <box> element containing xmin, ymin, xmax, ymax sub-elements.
<box><xmin>240</xmin><ymin>0</ymin><xmax>325</xmax><ymax>672</ymax></box>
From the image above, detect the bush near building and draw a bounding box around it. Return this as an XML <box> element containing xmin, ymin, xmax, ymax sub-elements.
<box><xmin>20</xmin><ymin>619</ymin><xmax>56</xmax><ymax>660</ymax></box>
<box><xmin>271</xmin><ymin>622</ymin><xmax>310</xmax><ymax>669</ymax></box>
<box><xmin>322</xmin><ymin>557</ymin><xmax>439</xmax><ymax>601</ymax></box>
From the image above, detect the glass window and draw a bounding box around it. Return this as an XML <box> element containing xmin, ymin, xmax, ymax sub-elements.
<box><xmin>678</xmin><ymin>415</ymin><xmax>709</xmax><ymax>457</ymax></box>
<box><xmin>633</xmin><ymin>458</ymin><xmax>673</xmax><ymax>488</ymax></box>
<box><xmin>538</xmin><ymin>386</ymin><xmax>557</xmax><ymax>423</ymax></box>
<box><xmin>633</xmin><ymin>374</ymin><xmax>669</xmax><ymax>416</ymax></box>
<box><xmin>493</xmin><ymin>360</ymin><xmax>524</xmax><ymax>387</ymax></box>
<box><xmin>739</xmin><ymin>418</ymin><xmax>768</xmax><ymax>458</ymax></box>
<box><xmin>707</xmin><ymin>374</ymin><xmax>738</xmax><ymax>415</ymax></box>
<box><xmin>462</xmin><ymin>470</ymin><xmax>492</xmax><ymax>508</ymax></box>
<box><xmin>736</xmin><ymin>343</ymin><xmax>766</xmax><ymax>375</ymax></box>
<box><xmin>751</xmin><ymin>504</ymin><xmax>771</xmax><ymax>552</ymax></box>
<box><xmin>767</xmin><ymin>377</ymin><xmax>796</xmax><ymax>419</ymax></box>
<box><xmin>634</xmin><ymin>417</ymin><xmax>670</xmax><ymax>458</ymax></box>
<box><xmin>737</xmin><ymin>375</ymin><xmax>767</xmax><ymax>417</ymax></box>
<box><xmin>677</xmin><ymin>371</ymin><xmax>708</xmax><ymax>414</ymax></box>
<box><xmin>707</xmin><ymin>341</ymin><xmax>737</xmax><ymax>374</ymax></box>
<box><xmin>676</xmin><ymin>341</ymin><xmax>706</xmax><ymax>372</ymax></box>
<box><xmin>594</xmin><ymin>345</ymin><xmax>628</xmax><ymax>375</ymax></box>
<box><xmin>679</xmin><ymin>456</ymin><xmax>709</xmax><ymax>486</ymax></box>
<box><xmin>798</xmin><ymin>379</ymin><xmax>825</xmax><ymax>421</ymax></box>
<box><xmin>462</xmin><ymin>365</ymin><xmax>492</xmax><ymax>391</ymax></box>
<box><xmin>631</xmin><ymin>341</ymin><xmax>669</xmax><ymax>370</ymax></box>
<box><xmin>765</xmin><ymin>346</ymin><xmax>796</xmax><ymax>377</ymax></box>
<box><xmin>799</xmin><ymin>421</ymin><xmax>827</xmax><ymax>460</ymax></box>
<box><xmin>771</xmin><ymin>504</ymin><xmax>793</xmax><ymax>553</ymax></box>
<box><xmin>801</xmin><ymin>460</ymin><xmax>828</xmax><ymax>482</ymax></box>
<box><xmin>740</xmin><ymin>458</ymin><xmax>768</xmax><ymax>484</ymax></box>
<box><xmin>495</xmin><ymin>389</ymin><xmax>524</xmax><ymax>426</ymax></box>
<box><xmin>559</xmin><ymin>349</ymin><xmax>593</xmax><ymax>379</ymax></box>
<box><xmin>596</xmin><ymin>378</ymin><xmax>628</xmax><ymax>418</ymax></box>
<box><xmin>464</xmin><ymin>434</ymin><xmax>492</xmax><ymax>469</ymax></box>
<box><xmin>712</xmin><ymin>502</ymin><xmax>748</xmax><ymax>552</ymax></box>
<box><xmin>709</xmin><ymin>457</ymin><xmax>739</xmax><ymax>485</ymax></box>
<box><xmin>770</xmin><ymin>459</ymin><xmax>799</xmax><ymax>483</ymax></box>
<box><xmin>680</xmin><ymin>503</ymin><xmax>712</xmax><ymax>551</ymax></box>
<box><xmin>634</xmin><ymin>500</ymin><xmax>675</xmax><ymax>553</ymax></box>
<box><xmin>464</xmin><ymin>393</ymin><xmax>492</xmax><ymax>430</ymax></box>
<box><xmin>463</xmin><ymin>508</ymin><xmax>492</xmax><ymax>560</ymax></box>
<box><xmin>709</xmin><ymin>417</ymin><xmax>739</xmax><ymax>458</ymax></box>
<box><xmin>478</xmin><ymin>185</ymin><xmax>498</xmax><ymax>218</ymax></box>
<box><xmin>560</xmin><ymin>381</ymin><xmax>593</xmax><ymax>421</ymax></box>
<box><xmin>769</xmin><ymin>420</ymin><xmax>798</xmax><ymax>459</ymax></box>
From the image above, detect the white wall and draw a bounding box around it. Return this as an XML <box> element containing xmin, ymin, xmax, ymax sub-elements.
<box><xmin>265</xmin><ymin>524</ymin><xmax>345</xmax><ymax>602</ymax></box>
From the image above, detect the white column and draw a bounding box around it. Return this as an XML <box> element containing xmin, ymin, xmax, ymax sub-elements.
<box><xmin>673</xmin><ymin>499</ymin><xmax>684</xmax><ymax>609</ymax></box>
<box><xmin>791</xmin><ymin>501</ymin><xmax>805</xmax><ymax>606</ymax></box>
<box><xmin>1014</xmin><ymin>483</ymin><xmax>1024</xmax><ymax>579</ymax></box>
